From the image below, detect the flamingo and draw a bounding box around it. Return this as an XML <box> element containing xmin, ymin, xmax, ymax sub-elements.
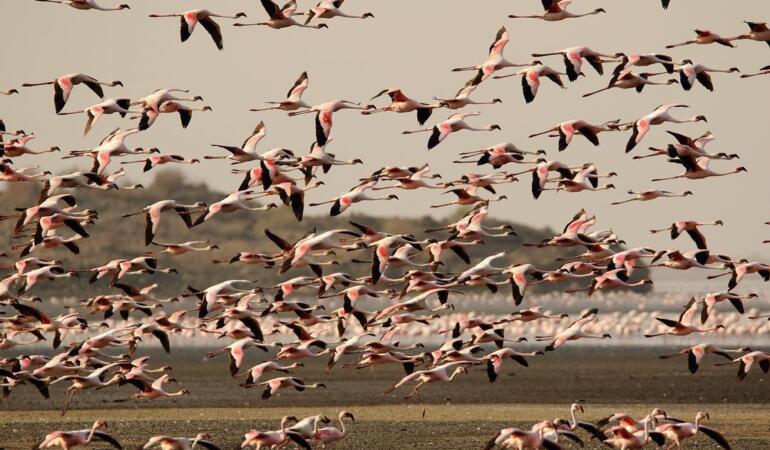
<box><xmin>302</xmin><ymin>1</ymin><xmax>374</xmax><ymax>24</ymax></box>
<box><xmin>612</xmin><ymin>189</ymin><xmax>693</xmax><ymax>205</ymax></box>
<box><xmin>655</xmin><ymin>412</ymin><xmax>731</xmax><ymax>449</ymax></box>
<box><xmin>192</xmin><ymin>190</ymin><xmax>277</xmax><ymax>226</ymax></box>
<box><xmin>602</xmin><ymin>421</ymin><xmax>666</xmax><ymax>450</ymax></box>
<box><xmin>623</xmin><ymin>104</ymin><xmax>707</xmax><ymax>152</ymax></box>
<box><xmin>529</xmin><ymin>119</ymin><xmax>620</xmax><ymax>151</ymax></box>
<box><xmin>659</xmin><ymin>343</ymin><xmax>748</xmax><ymax>374</ymax></box>
<box><xmin>258</xmin><ymin>376</ymin><xmax>326</xmax><ymax>399</ymax></box>
<box><xmin>707</xmin><ymin>259</ymin><xmax>770</xmax><ymax>290</ymax></box>
<box><xmin>493</xmin><ymin>62</ymin><xmax>567</xmax><ymax>103</ymax></box>
<box><xmin>649</xmin><ymin>220</ymin><xmax>722</xmax><ymax>250</ymax></box>
<box><xmin>531</xmin><ymin>46</ymin><xmax>622</xmax><ymax>81</ymax></box>
<box><xmin>141</xmin><ymin>433</ymin><xmax>221</xmax><ymax>450</ymax></box>
<box><xmin>115</xmin><ymin>373</ymin><xmax>190</xmax><ymax>402</ymax></box>
<box><xmin>363</xmin><ymin>88</ymin><xmax>440</xmax><ymax>125</ymax></box>
<box><xmin>700</xmin><ymin>291</ymin><xmax>757</xmax><ymax>322</ymax></box>
<box><xmin>645</xmin><ymin>299</ymin><xmax>726</xmax><ymax>338</ymax></box>
<box><xmin>148</xmin><ymin>9</ymin><xmax>247</xmax><ymax>50</ymax></box>
<box><xmin>35</xmin><ymin>420</ymin><xmax>122</xmax><ymax>450</ymax></box>
<box><xmin>234</xmin><ymin>0</ymin><xmax>328</xmax><ymax>30</ymax></box>
<box><xmin>716</xmin><ymin>350</ymin><xmax>770</xmax><ymax>381</ymax></box>
<box><xmin>121</xmin><ymin>154</ymin><xmax>200</xmax><ymax>172</ymax></box>
<box><xmin>383</xmin><ymin>361</ymin><xmax>473</xmax><ymax>399</ymax></box>
<box><xmin>50</xmin><ymin>363</ymin><xmax>123</xmax><ymax>415</ymax></box>
<box><xmin>58</xmin><ymin>98</ymin><xmax>141</xmax><ymax>136</ymax></box>
<box><xmin>727</xmin><ymin>21</ymin><xmax>770</xmax><ymax>48</ymax></box>
<box><xmin>289</xmin><ymin>99</ymin><xmax>373</xmax><ymax>146</ymax></box>
<box><xmin>34</xmin><ymin>0</ymin><xmax>128</xmax><ymax>11</ymax></box>
<box><xmin>484</xmin><ymin>347</ymin><xmax>543</xmax><ymax>382</ymax></box>
<box><xmin>433</xmin><ymin>76</ymin><xmax>503</xmax><ymax>110</ymax></box>
<box><xmin>582</xmin><ymin>70</ymin><xmax>678</xmax><ymax>97</ymax></box>
<box><xmin>666</xmin><ymin>29</ymin><xmax>735</xmax><ymax>48</ymax></box>
<box><xmin>250</xmin><ymin>72</ymin><xmax>310</xmax><ymax>112</ymax></box>
<box><xmin>136</xmin><ymin>101</ymin><xmax>212</xmax><ymax>130</ymax></box>
<box><xmin>403</xmin><ymin>112</ymin><xmax>501</xmax><ymax>150</ymax></box>
<box><xmin>651</xmin><ymin>157</ymin><xmax>747</xmax><ymax>182</ymax></box>
<box><xmin>309</xmin><ymin>180</ymin><xmax>398</xmax><ymax>216</ymax></box>
<box><xmin>536</xmin><ymin>308</ymin><xmax>612</xmax><ymax>350</ymax></box>
<box><xmin>205</xmin><ymin>338</ymin><xmax>269</xmax><ymax>375</ymax></box>
<box><xmin>509</xmin><ymin>1</ymin><xmax>606</xmax><ymax>22</ymax></box>
<box><xmin>121</xmin><ymin>199</ymin><xmax>207</xmax><ymax>246</ymax></box>
<box><xmin>455</xmin><ymin>142</ymin><xmax>545</xmax><ymax>169</ymax></box>
<box><xmin>611</xmin><ymin>53</ymin><xmax>677</xmax><ymax>75</ymax></box>
<box><xmin>22</xmin><ymin>74</ymin><xmax>123</xmax><ymax>113</ymax></box>
<box><xmin>241</xmin><ymin>416</ymin><xmax>311</xmax><ymax>450</ymax></box>
<box><xmin>451</xmin><ymin>27</ymin><xmax>528</xmax><ymax>84</ymax></box>
<box><xmin>483</xmin><ymin>423</ymin><xmax>564</xmax><ymax>450</ymax></box>
<box><xmin>237</xmin><ymin>361</ymin><xmax>304</xmax><ymax>386</ymax></box>
<box><xmin>667</xmin><ymin>60</ymin><xmax>740</xmax><ymax>91</ymax></box>
<box><xmin>310</xmin><ymin>411</ymin><xmax>355</xmax><ymax>447</ymax></box>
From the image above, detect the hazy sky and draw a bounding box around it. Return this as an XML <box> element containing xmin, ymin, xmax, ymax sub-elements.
<box><xmin>2</xmin><ymin>0</ymin><xmax>769</xmax><ymax>256</ymax></box>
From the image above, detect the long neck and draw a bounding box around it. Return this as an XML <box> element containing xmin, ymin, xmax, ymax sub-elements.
<box><xmin>86</xmin><ymin>423</ymin><xmax>99</xmax><ymax>442</ymax></box>
<box><xmin>313</xmin><ymin>416</ymin><xmax>321</xmax><ymax>435</ymax></box>
<box><xmin>338</xmin><ymin>416</ymin><xmax>348</xmax><ymax>436</ymax></box>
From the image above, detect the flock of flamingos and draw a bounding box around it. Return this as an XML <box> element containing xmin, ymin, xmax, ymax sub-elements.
<box><xmin>2</xmin><ymin>0</ymin><xmax>770</xmax><ymax>449</ymax></box>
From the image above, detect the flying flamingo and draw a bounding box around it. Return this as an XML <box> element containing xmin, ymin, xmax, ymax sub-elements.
<box><xmin>581</xmin><ymin>70</ymin><xmax>678</xmax><ymax>97</ymax></box>
<box><xmin>21</xmin><ymin>74</ymin><xmax>123</xmax><ymax>113</ymax></box>
<box><xmin>288</xmin><ymin>99</ymin><xmax>373</xmax><ymax>146</ymax></box>
<box><xmin>529</xmin><ymin>119</ymin><xmax>620</xmax><ymax>151</ymax></box>
<box><xmin>49</xmin><ymin>362</ymin><xmax>123</xmax><ymax>415</ymax></box>
<box><xmin>383</xmin><ymin>361</ymin><xmax>473</xmax><ymax>399</ymax></box>
<box><xmin>509</xmin><ymin>1</ymin><xmax>606</xmax><ymax>22</ymax></box>
<box><xmin>611</xmin><ymin>189</ymin><xmax>693</xmax><ymax>205</ymax></box>
<box><xmin>727</xmin><ymin>21</ymin><xmax>770</xmax><ymax>48</ymax></box>
<box><xmin>34</xmin><ymin>0</ymin><xmax>129</xmax><ymax>12</ymax></box>
<box><xmin>493</xmin><ymin>62</ymin><xmax>567</xmax><ymax>103</ymax></box>
<box><xmin>532</xmin><ymin>46</ymin><xmax>621</xmax><ymax>81</ymax></box>
<box><xmin>623</xmin><ymin>104</ymin><xmax>707</xmax><ymax>152</ymax></box>
<box><xmin>716</xmin><ymin>350</ymin><xmax>770</xmax><ymax>381</ymax></box>
<box><xmin>363</xmin><ymin>88</ymin><xmax>440</xmax><ymax>125</ymax></box>
<box><xmin>451</xmin><ymin>27</ymin><xmax>528</xmax><ymax>84</ymax></box>
<box><xmin>233</xmin><ymin>0</ymin><xmax>328</xmax><ymax>30</ymax></box>
<box><xmin>433</xmin><ymin>76</ymin><xmax>503</xmax><ymax>110</ymax></box>
<box><xmin>645</xmin><ymin>299</ymin><xmax>726</xmax><ymax>338</ymax></box>
<box><xmin>666</xmin><ymin>29</ymin><xmax>735</xmax><ymax>48</ymax></box>
<box><xmin>258</xmin><ymin>376</ymin><xmax>326</xmax><ymax>399</ymax></box>
<box><xmin>121</xmin><ymin>199</ymin><xmax>207</xmax><ymax>245</ymax></box>
<box><xmin>403</xmin><ymin>112</ymin><xmax>501</xmax><ymax>150</ymax></box>
<box><xmin>58</xmin><ymin>98</ymin><xmax>141</xmax><ymax>136</ymax></box>
<box><xmin>250</xmin><ymin>72</ymin><xmax>310</xmax><ymax>112</ymax></box>
<box><xmin>536</xmin><ymin>308</ymin><xmax>612</xmax><ymax>350</ymax></box>
<box><xmin>301</xmin><ymin>1</ymin><xmax>374</xmax><ymax>24</ymax></box>
<box><xmin>309</xmin><ymin>180</ymin><xmax>398</xmax><ymax>216</ymax></box>
<box><xmin>148</xmin><ymin>9</ymin><xmax>247</xmax><ymax>50</ymax></box>
<box><xmin>649</xmin><ymin>220</ymin><xmax>722</xmax><ymax>250</ymax></box>
<box><xmin>659</xmin><ymin>343</ymin><xmax>748</xmax><ymax>374</ymax></box>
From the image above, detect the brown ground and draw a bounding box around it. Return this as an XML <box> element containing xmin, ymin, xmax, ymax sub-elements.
<box><xmin>1</xmin><ymin>346</ymin><xmax>768</xmax><ymax>449</ymax></box>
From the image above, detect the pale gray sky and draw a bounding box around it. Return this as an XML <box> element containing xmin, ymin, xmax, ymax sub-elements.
<box><xmin>2</xmin><ymin>0</ymin><xmax>769</xmax><ymax>256</ymax></box>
